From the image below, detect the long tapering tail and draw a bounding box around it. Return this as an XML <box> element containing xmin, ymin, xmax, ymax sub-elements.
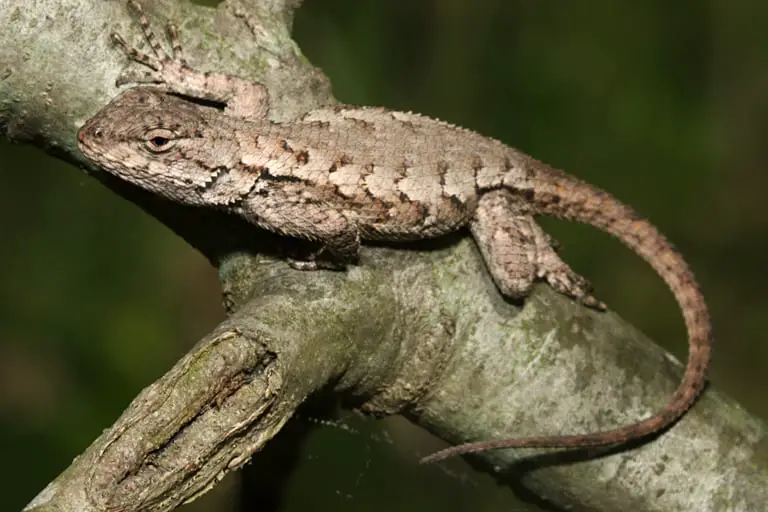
<box><xmin>422</xmin><ymin>170</ymin><xmax>712</xmax><ymax>464</ymax></box>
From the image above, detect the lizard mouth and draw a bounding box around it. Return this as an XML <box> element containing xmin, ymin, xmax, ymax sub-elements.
<box><xmin>77</xmin><ymin>118</ymin><xmax>110</xmax><ymax>162</ymax></box>
<box><xmin>77</xmin><ymin>122</ymin><xmax>97</xmax><ymax>150</ymax></box>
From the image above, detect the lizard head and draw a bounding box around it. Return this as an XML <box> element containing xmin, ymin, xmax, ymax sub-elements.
<box><xmin>77</xmin><ymin>87</ymin><xmax>241</xmax><ymax>206</ymax></box>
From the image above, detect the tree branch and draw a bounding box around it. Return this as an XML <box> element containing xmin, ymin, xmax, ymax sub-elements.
<box><xmin>2</xmin><ymin>1</ymin><xmax>766</xmax><ymax>511</ymax></box>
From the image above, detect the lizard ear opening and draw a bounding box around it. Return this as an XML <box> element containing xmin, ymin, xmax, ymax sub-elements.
<box><xmin>143</xmin><ymin>129</ymin><xmax>177</xmax><ymax>153</ymax></box>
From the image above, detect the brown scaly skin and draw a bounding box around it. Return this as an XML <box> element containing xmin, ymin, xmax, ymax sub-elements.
<box><xmin>77</xmin><ymin>1</ymin><xmax>712</xmax><ymax>464</ymax></box>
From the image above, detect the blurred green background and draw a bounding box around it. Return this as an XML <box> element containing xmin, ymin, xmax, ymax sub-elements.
<box><xmin>2</xmin><ymin>0</ymin><xmax>767</xmax><ymax>510</ymax></box>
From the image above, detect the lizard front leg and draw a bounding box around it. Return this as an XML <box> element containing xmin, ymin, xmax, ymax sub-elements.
<box><xmin>470</xmin><ymin>190</ymin><xmax>605</xmax><ymax>309</ymax></box>
<box><xmin>238</xmin><ymin>186</ymin><xmax>361</xmax><ymax>270</ymax></box>
<box><xmin>112</xmin><ymin>0</ymin><xmax>270</xmax><ymax>119</ymax></box>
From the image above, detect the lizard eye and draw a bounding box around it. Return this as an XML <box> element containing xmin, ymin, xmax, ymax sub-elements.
<box><xmin>143</xmin><ymin>129</ymin><xmax>177</xmax><ymax>152</ymax></box>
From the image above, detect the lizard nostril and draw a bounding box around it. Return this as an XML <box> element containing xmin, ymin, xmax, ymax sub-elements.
<box><xmin>78</xmin><ymin>125</ymin><xmax>102</xmax><ymax>145</ymax></box>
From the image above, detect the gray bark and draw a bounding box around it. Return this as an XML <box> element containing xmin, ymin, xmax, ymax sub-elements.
<box><xmin>0</xmin><ymin>0</ymin><xmax>765</xmax><ymax>511</ymax></box>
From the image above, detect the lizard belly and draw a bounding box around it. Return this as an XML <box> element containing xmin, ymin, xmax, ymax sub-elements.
<box><xmin>352</xmin><ymin>195</ymin><xmax>477</xmax><ymax>242</ymax></box>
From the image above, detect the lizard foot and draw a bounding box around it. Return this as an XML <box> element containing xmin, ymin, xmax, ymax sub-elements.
<box><xmin>287</xmin><ymin>257</ymin><xmax>347</xmax><ymax>272</ymax></box>
<box><xmin>540</xmin><ymin>261</ymin><xmax>606</xmax><ymax>311</ymax></box>
<box><xmin>285</xmin><ymin>243</ymin><xmax>350</xmax><ymax>272</ymax></box>
<box><xmin>112</xmin><ymin>0</ymin><xmax>189</xmax><ymax>89</ymax></box>
<box><xmin>112</xmin><ymin>1</ymin><xmax>270</xmax><ymax>119</ymax></box>
<box><xmin>471</xmin><ymin>191</ymin><xmax>607</xmax><ymax>310</ymax></box>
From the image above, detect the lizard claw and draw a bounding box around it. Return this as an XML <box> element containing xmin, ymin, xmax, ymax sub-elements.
<box><xmin>287</xmin><ymin>246</ymin><xmax>349</xmax><ymax>271</ymax></box>
<box><xmin>165</xmin><ymin>23</ymin><xmax>186</xmax><ymax>64</ymax></box>
<box><xmin>287</xmin><ymin>258</ymin><xmax>321</xmax><ymax>271</ymax></box>
<box><xmin>111</xmin><ymin>32</ymin><xmax>163</xmax><ymax>71</ymax></box>
<box><xmin>125</xmin><ymin>0</ymin><xmax>172</xmax><ymax>63</ymax></box>
<box><xmin>544</xmin><ymin>269</ymin><xmax>606</xmax><ymax>311</ymax></box>
<box><xmin>287</xmin><ymin>258</ymin><xmax>347</xmax><ymax>272</ymax></box>
<box><xmin>111</xmin><ymin>1</ymin><xmax>273</xmax><ymax>118</ymax></box>
<box><xmin>112</xmin><ymin>1</ymin><xmax>191</xmax><ymax>88</ymax></box>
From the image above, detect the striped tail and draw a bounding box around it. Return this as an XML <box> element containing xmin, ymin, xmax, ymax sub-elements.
<box><xmin>422</xmin><ymin>172</ymin><xmax>712</xmax><ymax>463</ymax></box>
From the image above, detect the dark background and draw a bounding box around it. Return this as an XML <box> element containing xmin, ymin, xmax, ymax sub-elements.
<box><xmin>2</xmin><ymin>0</ymin><xmax>766</xmax><ymax>510</ymax></box>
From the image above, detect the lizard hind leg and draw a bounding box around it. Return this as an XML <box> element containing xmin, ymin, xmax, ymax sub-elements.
<box><xmin>470</xmin><ymin>190</ymin><xmax>606</xmax><ymax>310</ymax></box>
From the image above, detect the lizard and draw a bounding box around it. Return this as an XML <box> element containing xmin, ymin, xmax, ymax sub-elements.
<box><xmin>77</xmin><ymin>1</ymin><xmax>712</xmax><ymax>464</ymax></box>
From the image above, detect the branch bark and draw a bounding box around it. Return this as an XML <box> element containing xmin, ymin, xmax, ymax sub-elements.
<box><xmin>2</xmin><ymin>1</ymin><xmax>765</xmax><ymax>511</ymax></box>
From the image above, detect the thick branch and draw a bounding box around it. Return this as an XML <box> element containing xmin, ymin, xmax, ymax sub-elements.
<box><xmin>2</xmin><ymin>1</ymin><xmax>766</xmax><ymax>511</ymax></box>
<box><xmin>21</xmin><ymin>256</ymin><xmax>446</xmax><ymax>511</ymax></box>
